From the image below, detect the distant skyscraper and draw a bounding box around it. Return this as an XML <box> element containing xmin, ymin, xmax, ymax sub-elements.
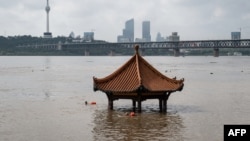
<box><xmin>83</xmin><ymin>32</ymin><xmax>94</xmax><ymax>41</ymax></box>
<box><xmin>123</xmin><ymin>19</ymin><xmax>134</xmax><ymax>42</ymax></box>
<box><xmin>44</xmin><ymin>0</ymin><xmax>52</xmax><ymax>38</ymax></box>
<box><xmin>231</xmin><ymin>32</ymin><xmax>241</xmax><ymax>40</ymax></box>
<box><xmin>156</xmin><ymin>32</ymin><xmax>165</xmax><ymax>42</ymax></box>
<box><xmin>117</xmin><ymin>19</ymin><xmax>134</xmax><ymax>42</ymax></box>
<box><xmin>168</xmin><ymin>32</ymin><xmax>180</xmax><ymax>41</ymax></box>
<box><xmin>142</xmin><ymin>21</ymin><xmax>151</xmax><ymax>42</ymax></box>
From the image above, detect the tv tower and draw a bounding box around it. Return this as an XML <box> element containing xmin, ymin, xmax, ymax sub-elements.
<box><xmin>44</xmin><ymin>0</ymin><xmax>52</xmax><ymax>38</ymax></box>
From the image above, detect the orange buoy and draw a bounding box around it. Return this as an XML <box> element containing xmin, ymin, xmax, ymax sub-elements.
<box><xmin>90</xmin><ymin>101</ymin><xmax>96</xmax><ymax>105</ymax></box>
<box><xmin>129</xmin><ymin>112</ymin><xmax>135</xmax><ymax>117</ymax></box>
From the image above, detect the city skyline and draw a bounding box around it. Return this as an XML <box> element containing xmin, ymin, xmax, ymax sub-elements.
<box><xmin>1</xmin><ymin>0</ymin><xmax>250</xmax><ymax>42</ymax></box>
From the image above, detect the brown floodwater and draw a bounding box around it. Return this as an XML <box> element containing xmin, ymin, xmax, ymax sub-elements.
<box><xmin>0</xmin><ymin>56</ymin><xmax>250</xmax><ymax>141</ymax></box>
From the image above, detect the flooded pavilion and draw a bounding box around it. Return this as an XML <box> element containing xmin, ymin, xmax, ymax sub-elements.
<box><xmin>93</xmin><ymin>45</ymin><xmax>184</xmax><ymax>113</ymax></box>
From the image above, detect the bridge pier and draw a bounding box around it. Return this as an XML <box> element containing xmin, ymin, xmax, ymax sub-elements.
<box><xmin>213</xmin><ymin>48</ymin><xmax>219</xmax><ymax>57</ymax></box>
<box><xmin>140</xmin><ymin>49</ymin><xmax>145</xmax><ymax>56</ymax></box>
<box><xmin>85</xmin><ymin>49</ymin><xmax>90</xmax><ymax>56</ymax></box>
<box><xmin>109</xmin><ymin>49</ymin><xmax>115</xmax><ymax>56</ymax></box>
<box><xmin>57</xmin><ymin>42</ymin><xmax>62</xmax><ymax>50</ymax></box>
<box><xmin>174</xmin><ymin>48</ymin><xmax>180</xmax><ymax>57</ymax></box>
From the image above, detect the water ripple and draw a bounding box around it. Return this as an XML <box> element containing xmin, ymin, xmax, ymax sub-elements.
<box><xmin>92</xmin><ymin>109</ymin><xmax>185</xmax><ymax>141</ymax></box>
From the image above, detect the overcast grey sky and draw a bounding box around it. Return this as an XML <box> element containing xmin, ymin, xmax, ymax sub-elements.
<box><xmin>0</xmin><ymin>0</ymin><xmax>250</xmax><ymax>42</ymax></box>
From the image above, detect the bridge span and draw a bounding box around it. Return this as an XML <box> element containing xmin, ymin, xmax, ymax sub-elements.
<box><xmin>17</xmin><ymin>39</ymin><xmax>250</xmax><ymax>57</ymax></box>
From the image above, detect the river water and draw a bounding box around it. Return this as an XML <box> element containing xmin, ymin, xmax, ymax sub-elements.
<box><xmin>0</xmin><ymin>56</ymin><xmax>250</xmax><ymax>141</ymax></box>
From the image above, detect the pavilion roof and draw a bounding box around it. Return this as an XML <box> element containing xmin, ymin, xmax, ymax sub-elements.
<box><xmin>93</xmin><ymin>45</ymin><xmax>184</xmax><ymax>93</ymax></box>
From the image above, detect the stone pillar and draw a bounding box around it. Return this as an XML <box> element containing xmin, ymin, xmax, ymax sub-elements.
<box><xmin>213</xmin><ymin>48</ymin><xmax>219</xmax><ymax>57</ymax></box>
<box><xmin>174</xmin><ymin>48</ymin><xmax>180</xmax><ymax>57</ymax></box>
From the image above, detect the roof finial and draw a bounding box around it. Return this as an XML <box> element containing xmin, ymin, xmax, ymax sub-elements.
<box><xmin>134</xmin><ymin>44</ymin><xmax>139</xmax><ymax>54</ymax></box>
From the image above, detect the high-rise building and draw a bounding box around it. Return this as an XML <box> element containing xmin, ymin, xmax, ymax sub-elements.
<box><xmin>117</xmin><ymin>19</ymin><xmax>134</xmax><ymax>42</ymax></box>
<box><xmin>83</xmin><ymin>32</ymin><xmax>94</xmax><ymax>42</ymax></box>
<box><xmin>231</xmin><ymin>32</ymin><xmax>241</xmax><ymax>40</ymax></box>
<box><xmin>168</xmin><ymin>32</ymin><xmax>180</xmax><ymax>41</ymax></box>
<box><xmin>124</xmin><ymin>19</ymin><xmax>134</xmax><ymax>42</ymax></box>
<box><xmin>44</xmin><ymin>0</ymin><xmax>52</xmax><ymax>38</ymax></box>
<box><xmin>142</xmin><ymin>21</ymin><xmax>151</xmax><ymax>42</ymax></box>
<box><xmin>156</xmin><ymin>32</ymin><xmax>165</xmax><ymax>42</ymax></box>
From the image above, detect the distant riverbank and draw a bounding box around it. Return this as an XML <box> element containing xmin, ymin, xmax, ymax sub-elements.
<box><xmin>1</xmin><ymin>48</ymin><xmax>250</xmax><ymax>56</ymax></box>
<box><xmin>1</xmin><ymin>35</ymin><xmax>250</xmax><ymax>56</ymax></box>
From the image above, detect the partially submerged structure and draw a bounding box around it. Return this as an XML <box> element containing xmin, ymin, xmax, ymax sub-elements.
<box><xmin>93</xmin><ymin>45</ymin><xmax>184</xmax><ymax>113</ymax></box>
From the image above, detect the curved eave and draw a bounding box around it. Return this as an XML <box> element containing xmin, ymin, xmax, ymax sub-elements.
<box><xmin>94</xmin><ymin>82</ymin><xmax>184</xmax><ymax>94</ymax></box>
<box><xmin>93</xmin><ymin>84</ymin><xmax>140</xmax><ymax>93</ymax></box>
<box><xmin>143</xmin><ymin>83</ymin><xmax>184</xmax><ymax>93</ymax></box>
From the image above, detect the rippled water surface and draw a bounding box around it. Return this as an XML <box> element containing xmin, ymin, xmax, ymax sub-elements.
<box><xmin>0</xmin><ymin>56</ymin><xmax>250</xmax><ymax>141</ymax></box>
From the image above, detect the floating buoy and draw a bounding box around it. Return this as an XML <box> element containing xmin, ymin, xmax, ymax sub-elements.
<box><xmin>90</xmin><ymin>101</ymin><xmax>96</xmax><ymax>105</ymax></box>
<box><xmin>129</xmin><ymin>112</ymin><xmax>135</xmax><ymax>117</ymax></box>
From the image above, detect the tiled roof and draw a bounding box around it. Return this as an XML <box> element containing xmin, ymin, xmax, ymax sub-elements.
<box><xmin>93</xmin><ymin>45</ymin><xmax>184</xmax><ymax>93</ymax></box>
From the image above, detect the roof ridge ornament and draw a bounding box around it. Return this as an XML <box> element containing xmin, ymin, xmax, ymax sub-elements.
<box><xmin>134</xmin><ymin>44</ymin><xmax>140</xmax><ymax>54</ymax></box>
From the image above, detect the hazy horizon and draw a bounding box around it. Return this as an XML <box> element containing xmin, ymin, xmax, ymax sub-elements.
<box><xmin>1</xmin><ymin>0</ymin><xmax>250</xmax><ymax>42</ymax></box>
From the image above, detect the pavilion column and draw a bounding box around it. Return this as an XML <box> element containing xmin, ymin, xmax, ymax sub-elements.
<box><xmin>138</xmin><ymin>99</ymin><xmax>141</xmax><ymax>113</ymax></box>
<box><xmin>132</xmin><ymin>100</ymin><xmax>136</xmax><ymax>112</ymax></box>
<box><xmin>108</xmin><ymin>99</ymin><xmax>113</xmax><ymax>110</ymax></box>
<box><xmin>162</xmin><ymin>92</ymin><xmax>170</xmax><ymax>113</ymax></box>
<box><xmin>163</xmin><ymin>100</ymin><xmax>167</xmax><ymax>113</ymax></box>
<box><xmin>164</xmin><ymin>92</ymin><xmax>172</xmax><ymax>113</ymax></box>
<box><xmin>138</xmin><ymin>92</ymin><xmax>142</xmax><ymax>113</ymax></box>
<box><xmin>106</xmin><ymin>93</ymin><xmax>113</xmax><ymax>110</ymax></box>
<box><xmin>159</xmin><ymin>99</ymin><xmax>163</xmax><ymax>113</ymax></box>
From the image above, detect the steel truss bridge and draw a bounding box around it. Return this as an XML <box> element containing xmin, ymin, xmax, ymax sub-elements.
<box><xmin>17</xmin><ymin>39</ymin><xmax>250</xmax><ymax>56</ymax></box>
<box><xmin>62</xmin><ymin>39</ymin><xmax>250</xmax><ymax>49</ymax></box>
